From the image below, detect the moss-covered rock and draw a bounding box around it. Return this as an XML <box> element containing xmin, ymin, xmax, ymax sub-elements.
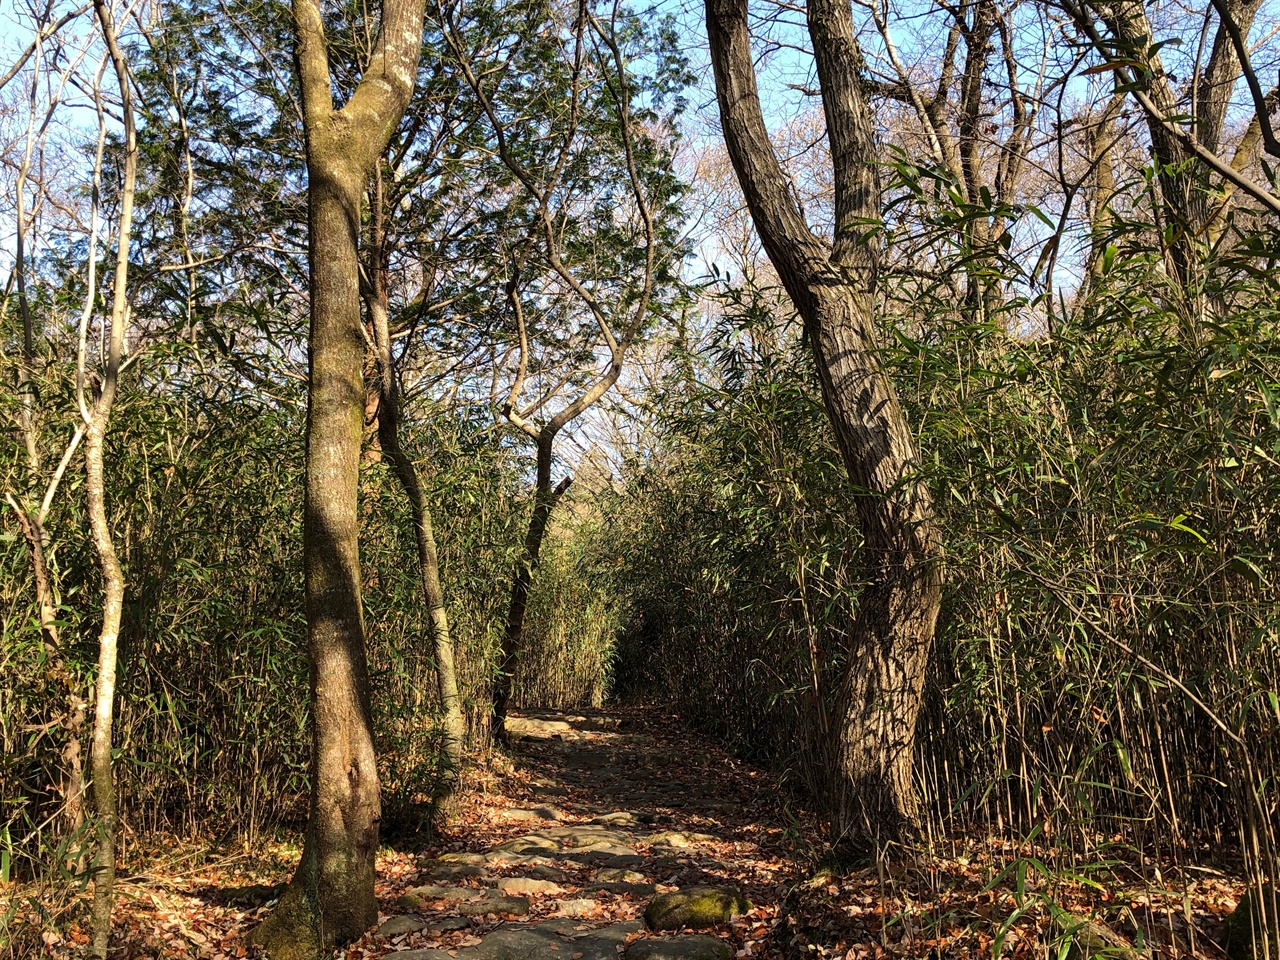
<box><xmin>1225</xmin><ymin>884</ymin><xmax>1280</xmax><ymax>960</ymax></box>
<box><xmin>643</xmin><ymin>886</ymin><xmax>751</xmax><ymax>931</ymax></box>
<box><xmin>379</xmin><ymin>915</ymin><xmax>429</xmax><ymax>936</ymax></box>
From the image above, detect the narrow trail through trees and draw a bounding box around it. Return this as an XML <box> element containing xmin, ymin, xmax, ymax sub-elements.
<box><xmin>19</xmin><ymin>707</ymin><xmax>1253</xmax><ymax>957</ymax></box>
<box><xmin>360</xmin><ymin>709</ymin><xmax>793</xmax><ymax>960</ymax></box>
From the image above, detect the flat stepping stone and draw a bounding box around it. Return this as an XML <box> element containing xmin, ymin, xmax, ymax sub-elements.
<box><xmin>506</xmin><ymin>717</ymin><xmax>574</xmax><ymax>739</ymax></box>
<box><xmin>541</xmin><ymin>826</ymin><xmax>633</xmax><ymax>845</ymax></box>
<box><xmin>626</xmin><ymin>937</ymin><xmax>732</xmax><ymax>960</ymax></box>
<box><xmin>494</xmin><ymin>877</ymin><xmax>564</xmax><ymax>896</ymax></box>
<box><xmin>526</xmin><ymin>864</ymin><xmax>570</xmax><ymax>881</ymax></box>
<box><xmin>405</xmin><ymin>920</ymin><xmax>643</xmax><ymax>960</ymax></box>
<box><xmin>597</xmin><ymin>868</ymin><xmax>648</xmax><ymax>883</ymax></box>
<box><xmin>488</xmin><ymin>836</ymin><xmax>562</xmax><ymax>856</ymax></box>
<box><xmin>379</xmin><ymin>915</ymin><xmax>430</xmax><ymax>936</ymax></box>
<box><xmin>500</xmin><ymin>806</ymin><xmax>566</xmax><ymax>822</ymax></box>
<box><xmin>588</xmin><ymin>880</ymin><xmax>657</xmax><ymax>897</ymax></box>
<box><xmin>590</xmin><ymin>811</ymin><xmax>640</xmax><ymax>825</ymax></box>
<box><xmin>485</xmin><ymin>852</ymin><xmax>563</xmax><ymax>868</ymax></box>
<box><xmin>457</xmin><ymin>894</ymin><xmax>532</xmax><ymax>917</ymax></box>
<box><xmin>553</xmin><ymin>897</ymin><xmax>600</xmax><ymax>917</ymax></box>
<box><xmin>488</xmin><ymin>828</ymin><xmax>634</xmax><ymax>859</ymax></box>
<box><xmin>644</xmin><ymin>887</ymin><xmax>751</xmax><ymax>931</ymax></box>
<box><xmin>426</xmin><ymin>916</ymin><xmax>473</xmax><ymax>933</ymax></box>
<box><xmin>439</xmin><ymin>852</ymin><xmax>489</xmax><ymax>865</ymax></box>
<box><xmin>645</xmin><ymin>831</ymin><xmax>716</xmax><ymax>848</ymax></box>
<box><xmin>422</xmin><ymin>861</ymin><xmax>487</xmax><ymax>880</ymax></box>
<box><xmin>564</xmin><ymin>851</ymin><xmax>648</xmax><ymax>870</ymax></box>
<box><xmin>397</xmin><ymin>884</ymin><xmax>486</xmax><ymax>910</ymax></box>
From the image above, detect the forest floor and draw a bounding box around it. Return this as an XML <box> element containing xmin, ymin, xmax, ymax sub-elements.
<box><xmin>12</xmin><ymin>706</ymin><xmax>1250</xmax><ymax>959</ymax></box>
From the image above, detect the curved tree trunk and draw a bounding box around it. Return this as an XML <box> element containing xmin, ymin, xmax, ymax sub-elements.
<box><xmin>492</xmin><ymin>433</ymin><xmax>570</xmax><ymax>741</ymax></box>
<box><xmin>251</xmin><ymin>0</ymin><xmax>426</xmax><ymax>953</ymax></box>
<box><xmin>84</xmin><ymin>0</ymin><xmax>136</xmax><ymax>953</ymax></box>
<box><xmin>706</xmin><ymin>0</ymin><xmax>943</xmax><ymax>845</ymax></box>
<box><xmin>366</xmin><ymin>170</ymin><xmax>466</xmax><ymax>798</ymax></box>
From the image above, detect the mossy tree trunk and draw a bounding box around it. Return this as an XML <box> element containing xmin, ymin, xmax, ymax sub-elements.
<box><xmin>251</xmin><ymin>0</ymin><xmax>426</xmax><ymax>953</ymax></box>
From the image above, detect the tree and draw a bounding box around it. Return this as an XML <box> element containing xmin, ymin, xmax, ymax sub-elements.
<box><xmin>2</xmin><ymin>0</ymin><xmax>95</xmax><ymax>863</ymax></box>
<box><xmin>250</xmin><ymin>0</ymin><xmax>428</xmax><ymax>951</ymax></box>
<box><xmin>439</xmin><ymin>0</ymin><xmax>691</xmax><ymax>741</ymax></box>
<box><xmin>83</xmin><ymin>0</ymin><xmax>140</xmax><ymax>952</ymax></box>
<box><xmin>705</xmin><ymin>0</ymin><xmax>943</xmax><ymax>844</ymax></box>
<box><xmin>1056</xmin><ymin>0</ymin><xmax>1280</xmax><ymax>292</ymax></box>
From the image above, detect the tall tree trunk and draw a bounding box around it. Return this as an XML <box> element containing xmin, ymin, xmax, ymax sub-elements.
<box><xmin>251</xmin><ymin>0</ymin><xmax>425</xmax><ymax>953</ymax></box>
<box><xmin>706</xmin><ymin>0</ymin><xmax>943</xmax><ymax>844</ymax></box>
<box><xmin>446</xmin><ymin>14</ymin><xmax>657</xmax><ymax>744</ymax></box>
<box><xmin>366</xmin><ymin>169</ymin><xmax>466</xmax><ymax>799</ymax></box>
<box><xmin>85</xmin><ymin>415</ymin><xmax>124</xmax><ymax>960</ymax></box>
<box><xmin>492</xmin><ymin>433</ymin><xmax>569</xmax><ymax>741</ymax></box>
<box><xmin>85</xmin><ymin>0</ymin><xmax>136</xmax><ymax>952</ymax></box>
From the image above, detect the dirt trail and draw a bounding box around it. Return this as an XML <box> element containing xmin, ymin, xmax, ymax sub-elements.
<box><xmin>364</xmin><ymin>708</ymin><xmax>799</xmax><ymax>960</ymax></box>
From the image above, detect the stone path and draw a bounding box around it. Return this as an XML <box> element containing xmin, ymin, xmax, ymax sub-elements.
<box><xmin>370</xmin><ymin>708</ymin><xmax>795</xmax><ymax>960</ymax></box>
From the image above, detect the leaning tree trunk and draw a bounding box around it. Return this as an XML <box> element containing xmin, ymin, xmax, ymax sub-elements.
<box><xmin>250</xmin><ymin>0</ymin><xmax>426</xmax><ymax>953</ymax></box>
<box><xmin>366</xmin><ymin>170</ymin><xmax>466</xmax><ymax>797</ymax></box>
<box><xmin>492</xmin><ymin>433</ymin><xmax>569</xmax><ymax>741</ymax></box>
<box><xmin>706</xmin><ymin>0</ymin><xmax>943</xmax><ymax>845</ymax></box>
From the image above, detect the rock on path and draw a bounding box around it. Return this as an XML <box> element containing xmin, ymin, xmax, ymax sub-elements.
<box><xmin>369</xmin><ymin>709</ymin><xmax>784</xmax><ymax>960</ymax></box>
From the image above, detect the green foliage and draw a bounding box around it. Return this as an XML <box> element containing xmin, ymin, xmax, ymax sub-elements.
<box><xmin>0</xmin><ymin>343</ymin><xmax>531</xmax><ymax>869</ymax></box>
<box><xmin>514</xmin><ymin>505</ymin><xmax>626</xmax><ymax>711</ymax></box>
<box><xmin>607</xmin><ymin>224</ymin><xmax>1280</xmax><ymax>849</ymax></box>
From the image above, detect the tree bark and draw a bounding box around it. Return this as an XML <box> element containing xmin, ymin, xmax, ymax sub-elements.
<box><xmin>85</xmin><ymin>414</ymin><xmax>124</xmax><ymax>960</ymax></box>
<box><xmin>1092</xmin><ymin>0</ymin><xmax>1209</xmax><ymax>288</ymax></box>
<box><xmin>366</xmin><ymin>168</ymin><xmax>466</xmax><ymax>799</ymax></box>
<box><xmin>1083</xmin><ymin>88</ymin><xmax>1125</xmax><ymax>290</ymax></box>
<box><xmin>706</xmin><ymin>0</ymin><xmax>943</xmax><ymax>844</ymax></box>
<box><xmin>250</xmin><ymin>0</ymin><xmax>426</xmax><ymax>953</ymax></box>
